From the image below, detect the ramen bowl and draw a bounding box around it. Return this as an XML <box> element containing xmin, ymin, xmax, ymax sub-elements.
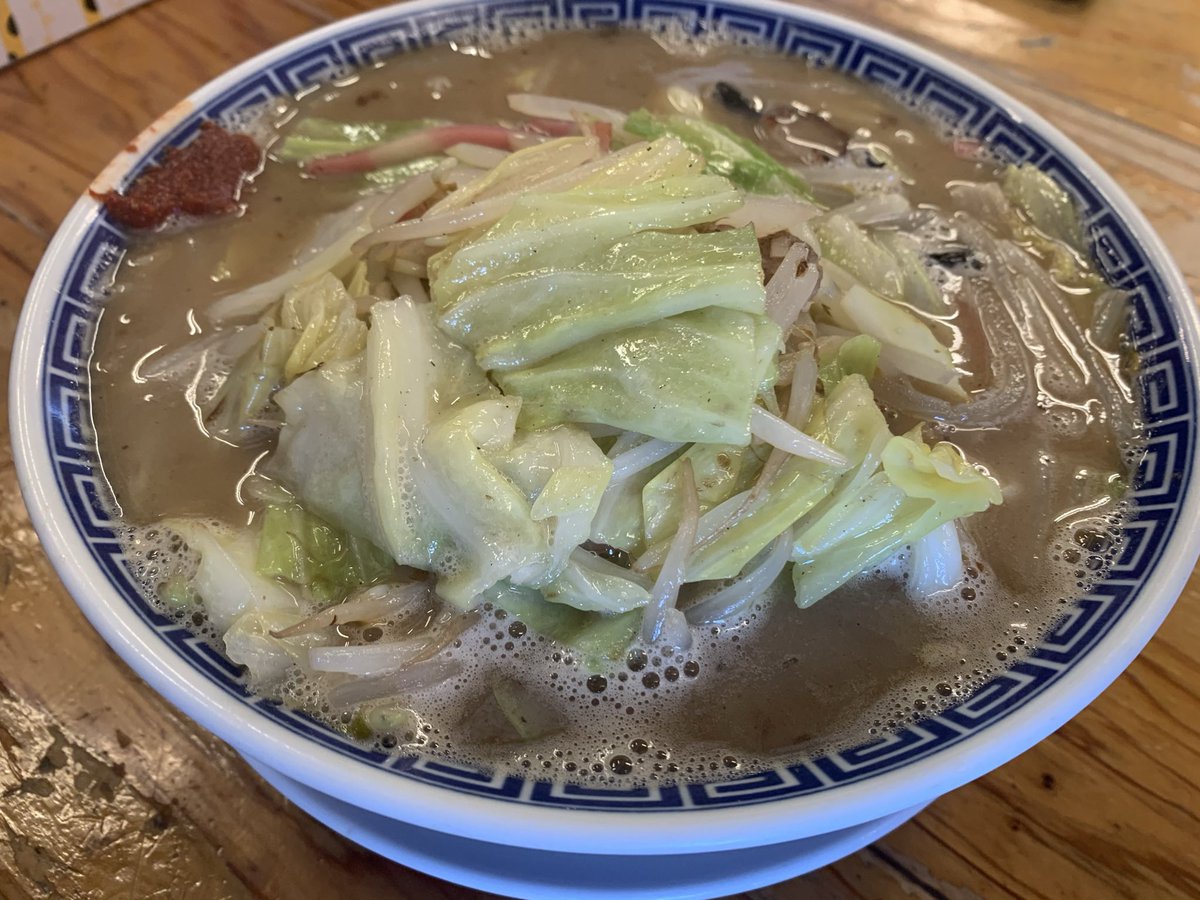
<box><xmin>10</xmin><ymin>0</ymin><xmax>1199</xmax><ymax>888</ymax></box>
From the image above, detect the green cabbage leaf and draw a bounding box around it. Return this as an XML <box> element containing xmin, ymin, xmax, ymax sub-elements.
<box><xmin>813</xmin><ymin>213</ymin><xmax>944</xmax><ymax>313</ymax></box>
<box><xmin>642</xmin><ymin>442</ymin><xmax>763</xmax><ymax>546</ymax></box>
<box><xmin>255</xmin><ymin>501</ymin><xmax>394</xmax><ymax>604</ymax></box>
<box><xmin>496</xmin><ymin>308</ymin><xmax>780</xmax><ymax>444</ymax></box>
<box><xmin>683</xmin><ymin>373</ymin><xmax>886</xmax><ymax>582</ymax></box>
<box><xmin>486</xmin><ymin>582</ymin><xmax>642</xmax><ymax>672</ymax></box>
<box><xmin>624</xmin><ymin>109</ymin><xmax>810</xmax><ymax>196</ymax></box>
<box><xmin>437</xmin><ymin>226</ymin><xmax>766</xmax><ymax>371</ymax></box>
<box><xmin>790</xmin><ymin>428</ymin><xmax>1002</xmax><ymax>607</ymax></box>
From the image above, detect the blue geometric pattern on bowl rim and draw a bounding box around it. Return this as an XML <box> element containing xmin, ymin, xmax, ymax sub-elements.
<box><xmin>42</xmin><ymin>0</ymin><xmax>1193</xmax><ymax>811</ymax></box>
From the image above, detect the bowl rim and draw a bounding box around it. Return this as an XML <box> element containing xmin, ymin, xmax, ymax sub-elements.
<box><xmin>10</xmin><ymin>0</ymin><xmax>1200</xmax><ymax>855</ymax></box>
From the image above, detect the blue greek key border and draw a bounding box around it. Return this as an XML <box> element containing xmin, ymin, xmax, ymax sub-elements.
<box><xmin>41</xmin><ymin>0</ymin><xmax>1194</xmax><ymax>811</ymax></box>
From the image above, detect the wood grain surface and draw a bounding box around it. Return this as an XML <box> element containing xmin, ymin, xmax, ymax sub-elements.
<box><xmin>1</xmin><ymin>0</ymin><xmax>1198</xmax><ymax>897</ymax></box>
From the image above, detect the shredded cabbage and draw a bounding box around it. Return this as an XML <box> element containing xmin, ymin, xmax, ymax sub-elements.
<box><xmin>791</xmin><ymin>428</ymin><xmax>1002</xmax><ymax>607</ymax></box>
<box><xmin>624</xmin><ymin>109</ymin><xmax>810</xmax><ymax>196</ymax></box>
<box><xmin>813</xmin><ymin>213</ymin><xmax>945</xmax><ymax>313</ymax></box>
<box><xmin>224</xmin><ymin>610</ymin><xmax>328</xmax><ymax>687</ymax></box>
<box><xmin>437</xmin><ymin>225</ymin><xmax>766</xmax><ymax>370</ymax></box>
<box><xmin>177</xmin><ymin>95</ymin><xmax>1060</xmax><ymax>681</ymax></box>
<box><xmin>485</xmin><ymin>582</ymin><xmax>642</xmax><ymax>672</ymax></box>
<box><xmin>541</xmin><ymin>549</ymin><xmax>651</xmax><ymax>614</ymax></box>
<box><xmin>268</xmin><ymin>357</ymin><xmax>384</xmax><ymax>546</ymax></box>
<box><xmin>280</xmin><ymin>273</ymin><xmax>368</xmax><ymax>380</ymax></box>
<box><xmin>165</xmin><ymin>519</ymin><xmax>301</xmax><ymax>632</ymax></box>
<box><xmin>255</xmin><ymin>501</ymin><xmax>394</xmax><ymax>603</ymax></box>
<box><xmin>1001</xmin><ymin>164</ymin><xmax>1086</xmax><ymax>253</ymax></box>
<box><xmin>497</xmin><ymin>308</ymin><xmax>780</xmax><ymax>444</ymax></box>
<box><xmin>836</xmin><ymin>284</ymin><xmax>964</xmax><ymax>397</ymax></box>
<box><xmin>817</xmin><ymin>333</ymin><xmax>881</xmax><ymax>389</ymax></box>
<box><xmin>494</xmin><ymin>427</ymin><xmax>614</xmax><ymax>583</ymax></box>
<box><xmin>642</xmin><ymin>443</ymin><xmax>763</xmax><ymax>546</ymax></box>
<box><xmin>683</xmin><ymin>373</ymin><xmax>887</xmax><ymax>582</ymax></box>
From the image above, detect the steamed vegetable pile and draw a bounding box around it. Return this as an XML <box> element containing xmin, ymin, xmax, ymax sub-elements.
<box><xmin>150</xmin><ymin>88</ymin><xmax>1119</xmax><ymax>728</ymax></box>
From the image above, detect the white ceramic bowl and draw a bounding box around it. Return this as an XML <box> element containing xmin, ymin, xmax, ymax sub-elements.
<box><xmin>11</xmin><ymin>0</ymin><xmax>1199</xmax><ymax>863</ymax></box>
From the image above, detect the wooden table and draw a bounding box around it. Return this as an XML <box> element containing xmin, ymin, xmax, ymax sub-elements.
<box><xmin>1</xmin><ymin>1</ymin><xmax>1197</xmax><ymax>896</ymax></box>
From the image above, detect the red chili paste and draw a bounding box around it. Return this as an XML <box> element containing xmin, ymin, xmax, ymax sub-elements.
<box><xmin>94</xmin><ymin>122</ymin><xmax>262</xmax><ymax>229</ymax></box>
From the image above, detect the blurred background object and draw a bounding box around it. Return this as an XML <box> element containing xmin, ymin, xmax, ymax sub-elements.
<box><xmin>1</xmin><ymin>0</ymin><xmax>152</xmax><ymax>69</ymax></box>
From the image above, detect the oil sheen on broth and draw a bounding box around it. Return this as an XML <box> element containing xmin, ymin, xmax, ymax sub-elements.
<box><xmin>91</xmin><ymin>29</ymin><xmax>1135</xmax><ymax>783</ymax></box>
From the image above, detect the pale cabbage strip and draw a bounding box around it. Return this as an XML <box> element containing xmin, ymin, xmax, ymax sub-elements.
<box><xmin>763</xmin><ymin>241</ymin><xmax>822</xmax><ymax>335</ymax></box>
<box><xmin>819</xmin><ymin>191</ymin><xmax>911</xmax><ymax>227</ymax></box>
<box><xmin>683</xmin><ymin>528</ymin><xmax>793</xmax><ymax>625</ymax></box>
<box><xmin>610</xmin><ymin>439</ymin><xmax>686</xmax><ymax>481</ymax></box>
<box><xmin>507</xmin><ymin>93</ymin><xmax>628</xmax><ymax>129</ymax></box>
<box><xmin>209</xmin><ymin>198</ymin><xmax>379</xmax><ymax>322</ymax></box>
<box><xmin>907</xmin><ymin>521</ymin><xmax>965</xmax><ymax>600</ymax></box>
<box><xmin>354</xmin><ymin>135</ymin><xmax>611</xmax><ymax>250</ymax></box>
<box><xmin>718</xmin><ymin>193</ymin><xmax>821</xmax><ymax>236</ymax></box>
<box><xmin>270</xmin><ymin>582</ymin><xmax>431</xmax><ymax>638</ymax></box>
<box><xmin>641</xmin><ymin>460</ymin><xmax>699</xmax><ymax>644</ymax></box>
<box><xmin>749</xmin><ymin>406</ymin><xmax>848</xmax><ymax>468</ymax></box>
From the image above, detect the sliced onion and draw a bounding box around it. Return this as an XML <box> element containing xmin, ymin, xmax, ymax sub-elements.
<box><xmin>793</xmin><ymin>162</ymin><xmax>900</xmax><ymax>191</ymax></box>
<box><xmin>656</xmin><ymin>607</ymin><xmax>693</xmax><ymax>653</ymax></box>
<box><xmin>326</xmin><ymin>655</ymin><xmax>464</xmax><ymax>708</ymax></box>
<box><xmin>610</xmin><ymin>439</ymin><xmax>685</xmax><ymax>481</ymax></box>
<box><xmin>872</xmin><ymin>278</ymin><xmax>1032</xmax><ymax>425</ymax></box>
<box><xmin>507</xmin><ymin>93</ymin><xmax>627</xmax><ymax>128</ymax></box>
<box><xmin>684</xmin><ymin>528</ymin><xmax>792</xmax><ymax>625</ymax></box>
<box><xmin>271</xmin><ymin>582</ymin><xmax>431</xmax><ymax>639</ymax></box>
<box><xmin>956</xmin><ymin>216</ymin><xmax>1132</xmax><ymax>435</ymax></box>
<box><xmin>718</xmin><ymin>194</ymin><xmax>822</xmax><ymax>237</ymax></box>
<box><xmin>640</xmin><ymin>460</ymin><xmax>699</xmax><ymax>643</ymax></box>
<box><xmin>369</xmin><ymin>171</ymin><xmax>439</xmax><ymax>229</ymax></box>
<box><xmin>821</xmin><ymin>192</ymin><xmax>911</xmax><ymax>226</ymax></box>
<box><xmin>948</xmin><ymin>181</ymin><xmax>1012</xmax><ymax>224</ymax></box>
<box><xmin>999</xmin><ymin>241</ymin><xmax>1097</xmax><ymax>359</ymax></box>
<box><xmin>136</xmin><ymin>323</ymin><xmax>265</xmax><ymax>382</ymax></box>
<box><xmin>309</xmin><ymin>639</ymin><xmax>433</xmax><ymax>677</ymax></box>
<box><xmin>907</xmin><ymin>521</ymin><xmax>964</xmax><ymax>600</ymax></box>
<box><xmin>444</xmin><ymin>142</ymin><xmax>511</xmax><ymax>169</ymax></box>
<box><xmin>750</xmin><ymin>406</ymin><xmax>847</xmax><ymax>468</ymax></box>
<box><xmin>765</xmin><ymin>243</ymin><xmax>822</xmax><ymax>334</ymax></box>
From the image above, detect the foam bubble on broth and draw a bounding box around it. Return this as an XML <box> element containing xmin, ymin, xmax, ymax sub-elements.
<box><xmin>120</xmin><ymin>510</ymin><xmax>1126</xmax><ymax>785</ymax></box>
